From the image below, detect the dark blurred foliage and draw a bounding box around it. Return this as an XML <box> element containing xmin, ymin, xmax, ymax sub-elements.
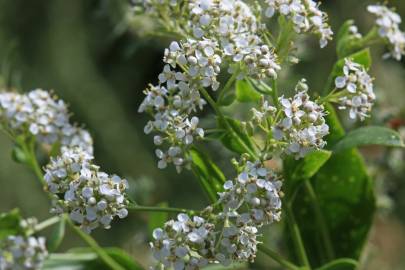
<box><xmin>0</xmin><ymin>0</ymin><xmax>404</xmax><ymax>269</ymax></box>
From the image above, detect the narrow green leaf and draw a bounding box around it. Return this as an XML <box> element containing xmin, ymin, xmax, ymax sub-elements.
<box><xmin>217</xmin><ymin>116</ymin><xmax>256</xmax><ymax>155</ymax></box>
<box><xmin>333</xmin><ymin>126</ymin><xmax>405</xmax><ymax>153</ymax></box>
<box><xmin>147</xmin><ymin>202</ymin><xmax>168</xmax><ymax>237</ymax></box>
<box><xmin>315</xmin><ymin>258</ymin><xmax>358</xmax><ymax>270</ymax></box>
<box><xmin>48</xmin><ymin>217</ymin><xmax>66</xmax><ymax>252</ymax></box>
<box><xmin>235</xmin><ymin>79</ymin><xmax>261</xmax><ymax>103</ymax></box>
<box><xmin>190</xmin><ymin>148</ymin><xmax>226</xmax><ymax>203</ymax></box>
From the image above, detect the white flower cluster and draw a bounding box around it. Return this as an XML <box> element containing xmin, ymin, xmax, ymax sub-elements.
<box><xmin>150</xmin><ymin>213</ymin><xmax>216</xmax><ymax>270</ymax></box>
<box><xmin>0</xmin><ymin>235</ymin><xmax>47</xmax><ymax>270</ymax></box>
<box><xmin>273</xmin><ymin>80</ymin><xmax>329</xmax><ymax>159</ymax></box>
<box><xmin>150</xmin><ymin>161</ymin><xmax>282</xmax><ymax>269</ymax></box>
<box><xmin>216</xmin><ymin>161</ymin><xmax>282</xmax><ymax>264</ymax></box>
<box><xmin>264</xmin><ymin>0</ymin><xmax>333</xmax><ymax>48</ymax></box>
<box><xmin>334</xmin><ymin>59</ymin><xmax>375</xmax><ymax>121</ymax></box>
<box><xmin>368</xmin><ymin>4</ymin><xmax>405</xmax><ymax>60</ymax></box>
<box><xmin>219</xmin><ymin>161</ymin><xmax>282</xmax><ymax>227</ymax></box>
<box><xmin>187</xmin><ymin>0</ymin><xmax>281</xmax><ymax>79</ymax></box>
<box><xmin>0</xmin><ymin>89</ymin><xmax>93</xmax><ymax>154</ymax></box>
<box><xmin>44</xmin><ymin>146</ymin><xmax>129</xmax><ymax>233</ymax></box>
<box><xmin>139</xmin><ymin>0</ymin><xmax>281</xmax><ymax>171</ymax></box>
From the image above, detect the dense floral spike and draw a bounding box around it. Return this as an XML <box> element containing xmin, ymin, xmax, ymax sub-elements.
<box><xmin>264</xmin><ymin>0</ymin><xmax>333</xmax><ymax>48</ymax></box>
<box><xmin>0</xmin><ymin>235</ymin><xmax>48</xmax><ymax>270</ymax></box>
<box><xmin>272</xmin><ymin>80</ymin><xmax>329</xmax><ymax>159</ymax></box>
<box><xmin>150</xmin><ymin>214</ymin><xmax>216</xmax><ymax>270</ymax></box>
<box><xmin>44</xmin><ymin>147</ymin><xmax>129</xmax><ymax>233</ymax></box>
<box><xmin>219</xmin><ymin>161</ymin><xmax>282</xmax><ymax>227</ymax></box>
<box><xmin>334</xmin><ymin>59</ymin><xmax>375</xmax><ymax>121</ymax></box>
<box><xmin>0</xmin><ymin>89</ymin><xmax>94</xmax><ymax>154</ymax></box>
<box><xmin>367</xmin><ymin>4</ymin><xmax>405</xmax><ymax>60</ymax></box>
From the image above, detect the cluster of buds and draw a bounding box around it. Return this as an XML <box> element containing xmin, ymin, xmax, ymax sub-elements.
<box><xmin>273</xmin><ymin>80</ymin><xmax>329</xmax><ymax>159</ymax></box>
<box><xmin>334</xmin><ymin>58</ymin><xmax>375</xmax><ymax>121</ymax></box>
<box><xmin>251</xmin><ymin>98</ymin><xmax>276</xmax><ymax>124</ymax></box>
<box><xmin>44</xmin><ymin>147</ymin><xmax>129</xmax><ymax>233</ymax></box>
<box><xmin>264</xmin><ymin>0</ymin><xmax>333</xmax><ymax>48</ymax></box>
<box><xmin>150</xmin><ymin>214</ymin><xmax>216</xmax><ymax>270</ymax></box>
<box><xmin>0</xmin><ymin>89</ymin><xmax>93</xmax><ymax>154</ymax></box>
<box><xmin>0</xmin><ymin>235</ymin><xmax>47</xmax><ymax>270</ymax></box>
<box><xmin>367</xmin><ymin>4</ymin><xmax>405</xmax><ymax>61</ymax></box>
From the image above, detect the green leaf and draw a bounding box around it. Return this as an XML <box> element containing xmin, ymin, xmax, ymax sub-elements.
<box><xmin>217</xmin><ymin>116</ymin><xmax>256</xmax><ymax>156</ymax></box>
<box><xmin>286</xmin><ymin>105</ymin><xmax>375</xmax><ymax>267</ymax></box>
<box><xmin>235</xmin><ymin>79</ymin><xmax>261</xmax><ymax>103</ymax></box>
<box><xmin>43</xmin><ymin>248</ymin><xmax>144</xmax><ymax>270</ymax></box>
<box><xmin>316</xmin><ymin>258</ymin><xmax>358</xmax><ymax>270</ymax></box>
<box><xmin>333</xmin><ymin>126</ymin><xmax>405</xmax><ymax>153</ymax></box>
<box><xmin>283</xmin><ymin>150</ymin><xmax>332</xmax><ymax>198</ymax></box>
<box><xmin>284</xmin><ymin>150</ymin><xmax>332</xmax><ymax>181</ymax></box>
<box><xmin>147</xmin><ymin>202</ymin><xmax>168</xmax><ymax>237</ymax></box>
<box><xmin>323</xmin><ymin>49</ymin><xmax>371</xmax><ymax>94</ymax></box>
<box><xmin>0</xmin><ymin>209</ymin><xmax>23</xmax><ymax>240</ymax></box>
<box><xmin>190</xmin><ymin>147</ymin><xmax>226</xmax><ymax>203</ymax></box>
<box><xmin>48</xmin><ymin>217</ymin><xmax>66</xmax><ymax>252</ymax></box>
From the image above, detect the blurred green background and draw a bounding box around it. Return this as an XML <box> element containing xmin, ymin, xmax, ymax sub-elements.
<box><xmin>0</xmin><ymin>0</ymin><xmax>404</xmax><ymax>269</ymax></box>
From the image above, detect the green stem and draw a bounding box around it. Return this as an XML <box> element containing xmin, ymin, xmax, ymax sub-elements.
<box><xmin>198</xmin><ymin>87</ymin><xmax>259</xmax><ymax>159</ymax></box>
<box><xmin>34</xmin><ymin>216</ymin><xmax>61</xmax><ymax>232</ymax></box>
<box><xmin>271</xmin><ymin>79</ymin><xmax>280</xmax><ymax>109</ymax></box>
<box><xmin>304</xmin><ymin>181</ymin><xmax>334</xmax><ymax>261</ymax></box>
<box><xmin>285</xmin><ymin>203</ymin><xmax>311</xmax><ymax>269</ymax></box>
<box><xmin>66</xmin><ymin>219</ymin><xmax>125</xmax><ymax>270</ymax></box>
<box><xmin>128</xmin><ymin>204</ymin><xmax>195</xmax><ymax>215</ymax></box>
<box><xmin>258</xmin><ymin>244</ymin><xmax>300</xmax><ymax>270</ymax></box>
<box><xmin>217</xmin><ymin>68</ymin><xmax>239</xmax><ymax>103</ymax></box>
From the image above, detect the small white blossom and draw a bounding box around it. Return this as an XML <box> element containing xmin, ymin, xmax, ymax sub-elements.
<box><xmin>368</xmin><ymin>4</ymin><xmax>405</xmax><ymax>60</ymax></box>
<box><xmin>334</xmin><ymin>58</ymin><xmax>375</xmax><ymax>121</ymax></box>
<box><xmin>215</xmin><ymin>224</ymin><xmax>259</xmax><ymax>265</ymax></box>
<box><xmin>44</xmin><ymin>147</ymin><xmax>128</xmax><ymax>233</ymax></box>
<box><xmin>273</xmin><ymin>80</ymin><xmax>329</xmax><ymax>159</ymax></box>
<box><xmin>219</xmin><ymin>161</ymin><xmax>282</xmax><ymax>227</ymax></box>
<box><xmin>0</xmin><ymin>89</ymin><xmax>94</xmax><ymax>154</ymax></box>
<box><xmin>150</xmin><ymin>214</ymin><xmax>216</xmax><ymax>270</ymax></box>
<box><xmin>0</xmin><ymin>235</ymin><xmax>47</xmax><ymax>270</ymax></box>
<box><xmin>264</xmin><ymin>0</ymin><xmax>333</xmax><ymax>48</ymax></box>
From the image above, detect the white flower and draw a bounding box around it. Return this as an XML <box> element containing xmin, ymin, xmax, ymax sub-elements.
<box><xmin>368</xmin><ymin>4</ymin><xmax>405</xmax><ymax>60</ymax></box>
<box><xmin>44</xmin><ymin>146</ymin><xmax>128</xmax><ymax>233</ymax></box>
<box><xmin>219</xmin><ymin>161</ymin><xmax>282</xmax><ymax>227</ymax></box>
<box><xmin>150</xmin><ymin>214</ymin><xmax>216</xmax><ymax>270</ymax></box>
<box><xmin>0</xmin><ymin>89</ymin><xmax>94</xmax><ymax>154</ymax></box>
<box><xmin>264</xmin><ymin>0</ymin><xmax>333</xmax><ymax>48</ymax></box>
<box><xmin>0</xmin><ymin>235</ymin><xmax>48</xmax><ymax>270</ymax></box>
<box><xmin>273</xmin><ymin>79</ymin><xmax>329</xmax><ymax>159</ymax></box>
<box><xmin>334</xmin><ymin>58</ymin><xmax>375</xmax><ymax>121</ymax></box>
